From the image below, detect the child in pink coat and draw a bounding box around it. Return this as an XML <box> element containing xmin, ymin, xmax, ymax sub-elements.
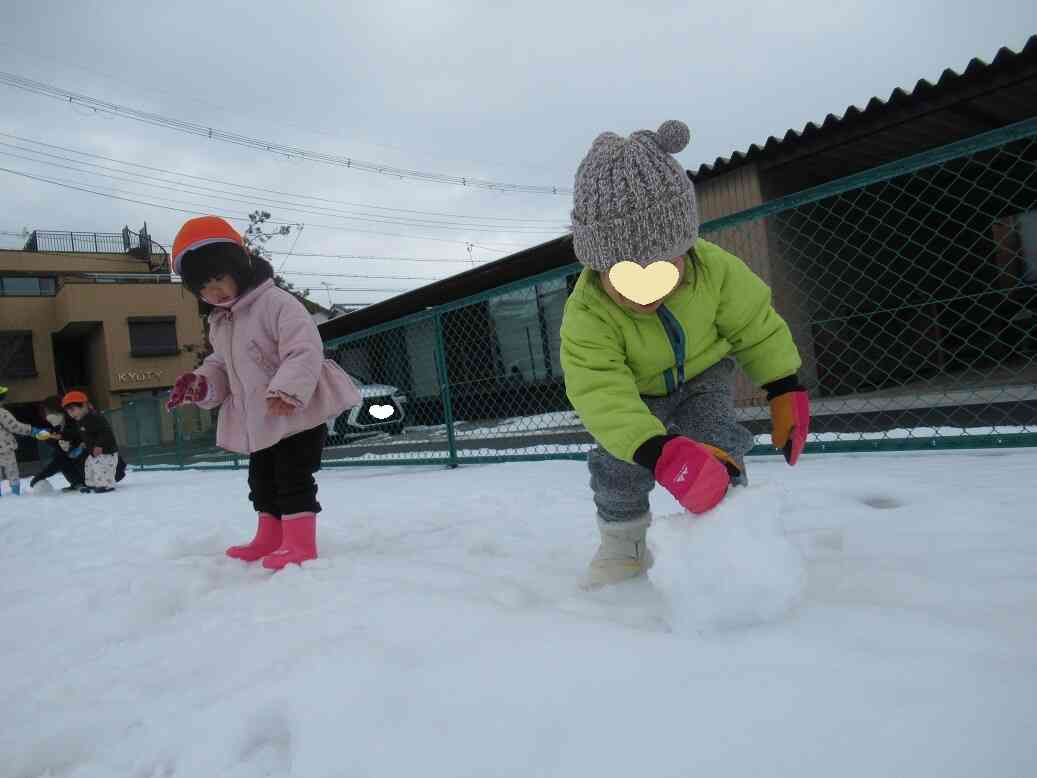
<box><xmin>167</xmin><ymin>216</ymin><xmax>361</xmax><ymax>569</ymax></box>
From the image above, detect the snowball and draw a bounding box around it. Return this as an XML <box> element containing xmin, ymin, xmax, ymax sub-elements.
<box><xmin>649</xmin><ymin>481</ymin><xmax>806</xmax><ymax>634</ymax></box>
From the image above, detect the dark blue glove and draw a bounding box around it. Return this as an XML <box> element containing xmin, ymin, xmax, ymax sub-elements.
<box><xmin>69</xmin><ymin>446</ymin><xmax>84</xmax><ymax>458</ymax></box>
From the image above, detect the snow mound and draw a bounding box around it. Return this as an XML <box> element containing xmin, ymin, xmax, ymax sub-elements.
<box><xmin>649</xmin><ymin>481</ymin><xmax>806</xmax><ymax>634</ymax></box>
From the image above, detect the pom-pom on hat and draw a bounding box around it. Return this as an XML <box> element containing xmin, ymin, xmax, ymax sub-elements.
<box><xmin>570</xmin><ymin>119</ymin><xmax>698</xmax><ymax>271</ymax></box>
<box><xmin>172</xmin><ymin>216</ymin><xmax>245</xmax><ymax>275</ymax></box>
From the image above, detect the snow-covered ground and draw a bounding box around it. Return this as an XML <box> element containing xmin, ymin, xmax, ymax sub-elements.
<box><xmin>3</xmin><ymin>450</ymin><xmax>1036</xmax><ymax>778</ymax></box>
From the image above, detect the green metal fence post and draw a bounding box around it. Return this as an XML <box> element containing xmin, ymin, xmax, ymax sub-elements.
<box><xmin>134</xmin><ymin>402</ymin><xmax>144</xmax><ymax>471</ymax></box>
<box><xmin>432</xmin><ymin>311</ymin><xmax>459</xmax><ymax>469</ymax></box>
<box><xmin>174</xmin><ymin>410</ymin><xmax>184</xmax><ymax>470</ymax></box>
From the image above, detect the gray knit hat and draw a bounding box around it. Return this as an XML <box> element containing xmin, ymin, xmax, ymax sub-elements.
<box><xmin>570</xmin><ymin>120</ymin><xmax>698</xmax><ymax>271</ymax></box>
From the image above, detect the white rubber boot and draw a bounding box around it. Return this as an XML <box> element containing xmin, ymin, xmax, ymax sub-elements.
<box><xmin>587</xmin><ymin>514</ymin><xmax>653</xmax><ymax>588</ymax></box>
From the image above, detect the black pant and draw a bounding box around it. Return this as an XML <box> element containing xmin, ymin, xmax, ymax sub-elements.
<box><xmin>247</xmin><ymin>425</ymin><xmax>327</xmax><ymax>518</ymax></box>
<box><xmin>35</xmin><ymin>453</ymin><xmax>126</xmax><ymax>487</ymax></box>
<box><xmin>32</xmin><ymin>450</ymin><xmax>85</xmax><ymax>487</ymax></box>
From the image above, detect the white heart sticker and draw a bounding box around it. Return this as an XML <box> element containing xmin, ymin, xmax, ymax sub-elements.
<box><xmin>369</xmin><ymin>404</ymin><xmax>395</xmax><ymax>420</ymax></box>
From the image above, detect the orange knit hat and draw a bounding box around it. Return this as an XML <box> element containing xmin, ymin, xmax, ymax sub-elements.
<box><xmin>172</xmin><ymin>216</ymin><xmax>245</xmax><ymax>274</ymax></box>
<box><xmin>61</xmin><ymin>390</ymin><xmax>89</xmax><ymax>407</ymax></box>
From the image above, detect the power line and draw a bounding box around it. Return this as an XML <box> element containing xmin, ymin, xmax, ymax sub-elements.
<box><xmin>292</xmin><ymin>287</ymin><xmax>415</xmax><ymax>293</ymax></box>
<box><xmin>2</xmin><ymin>228</ymin><xmax>498</xmax><ymax>265</ymax></box>
<box><xmin>0</xmin><ymin>70</ymin><xmax>573</xmax><ymax>195</ymax></box>
<box><xmin>281</xmin><ymin>269</ymin><xmax>445</xmax><ymax>281</ymax></box>
<box><xmin>0</xmin><ymin>144</ymin><xmax>564</xmax><ymax>235</ymax></box>
<box><xmin>265</xmin><ymin>251</ymin><xmax>497</xmax><ymax>264</ymax></box>
<box><xmin>0</xmin><ymin>135</ymin><xmax>568</xmax><ymax>233</ymax></box>
<box><xmin>0</xmin><ymin>165</ymin><xmax>531</xmax><ymax>250</ymax></box>
<box><xmin>278</xmin><ymin>223</ymin><xmax>305</xmax><ymax>274</ymax></box>
<box><xmin>0</xmin><ymin>39</ymin><xmax>563</xmax><ymax>179</ymax></box>
<box><xmin>0</xmin><ymin>131</ymin><xmax>566</xmax><ymax>225</ymax></box>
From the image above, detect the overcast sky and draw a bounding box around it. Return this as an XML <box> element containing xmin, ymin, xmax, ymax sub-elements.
<box><xmin>2</xmin><ymin>1</ymin><xmax>1035</xmax><ymax>307</ymax></box>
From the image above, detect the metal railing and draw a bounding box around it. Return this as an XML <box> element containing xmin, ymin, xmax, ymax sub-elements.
<box><xmin>23</xmin><ymin>227</ymin><xmax>169</xmax><ymax>270</ymax></box>
<box><xmin>103</xmin><ymin>396</ymin><xmax>238</xmax><ymax>471</ymax></box>
<box><xmin>126</xmin><ymin>117</ymin><xmax>1036</xmax><ymax>471</ymax></box>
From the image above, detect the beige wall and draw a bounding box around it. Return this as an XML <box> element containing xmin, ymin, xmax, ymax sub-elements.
<box><xmin>1</xmin><ymin>250</ymin><xmax>204</xmax><ymax>410</ymax></box>
<box><xmin>0</xmin><ymin>296</ymin><xmax>59</xmax><ymax>403</ymax></box>
<box><xmin>695</xmin><ymin>165</ymin><xmax>819</xmax><ymax>400</ymax></box>
<box><xmin>696</xmin><ymin>165</ymin><xmax>772</xmax><ymax>405</ymax></box>
<box><xmin>57</xmin><ymin>283</ymin><xmax>203</xmax><ymax>399</ymax></box>
<box><xmin>0</xmin><ymin>250</ymin><xmax>151</xmax><ymax>275</ymax></box>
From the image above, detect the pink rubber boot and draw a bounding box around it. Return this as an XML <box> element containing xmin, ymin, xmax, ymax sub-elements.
<box><xmin>262</xmin><ymin>513</ymin><xmax>317</xmax><ymax>570</ymax></box>
<box><xmin>226</xmin><ymin>513</ymin><xmax>283</xmax><ymax>561</ymax></box>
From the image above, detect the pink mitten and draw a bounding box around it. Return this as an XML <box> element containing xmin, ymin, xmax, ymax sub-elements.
<box><xmin>166</xmin><ymin>373</ymin><xmax>208</xmax><ymax>410</ymax></box>
<box><xmin>654</xmin><ymin>437</ymin><xmax>736</xmax><ymax>514</ymax></box>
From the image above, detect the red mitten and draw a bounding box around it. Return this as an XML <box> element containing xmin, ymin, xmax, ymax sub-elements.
<box><xmin>769</xmin><ymin>390</ymin><xmax>810</xmax><ymax>465</ymax></box>
<box><xmin>654</xmin><ymin>437</ymin><xmax>740</xmax><ymax>514</ymax></box>
<box><xmin>166</xmin><ymin>373</ymin><xmax>208</xmax><ymax>410</ymax></box>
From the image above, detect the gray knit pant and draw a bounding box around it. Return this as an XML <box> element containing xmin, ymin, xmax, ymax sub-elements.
<box><xmin>588</xmin><ymin>358</ymin><xmax>754</xmax><ymax>523</ymax></box>
<box><xmin>0</xmin><ymin>449</ymin><xmax>18</xmax><ymax>482</ymax></box>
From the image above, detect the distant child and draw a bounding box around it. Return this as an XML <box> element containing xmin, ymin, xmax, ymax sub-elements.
<box><xmin>30</xmin><ymin>395</ymin><xmax>127</xmax><ymax>492</ymax></box>
<box><xmin>560</xmin><ymin>120</ymin><xmax>811</xmax><ymax>587</ymax></box>
<box><xmin>32</xmin><ymin>395</ymin><xmax>87</xmax><ymax>492</ymax></box>
<box><xmin>0</xmin><ymin>385</ymin><xmax>51</xmax><ymax>496</ymax></box>
<box><xmin>166</xmin><ymin>216</ymin><xmax>361</xmax><ymax>569</ymax></box>
<box><xmin>61</xmin><ymin>391</ymin><xmax>120</xmax><ymax>493</ymax></box>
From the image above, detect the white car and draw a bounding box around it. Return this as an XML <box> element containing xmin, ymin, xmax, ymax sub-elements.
<box><xmin>329</xmin><ymin>373</ymin><xmax>408</xmax><ymax>438</ymax></box>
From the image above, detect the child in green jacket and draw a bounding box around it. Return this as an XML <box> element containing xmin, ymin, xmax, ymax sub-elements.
<box><xmin>560</xmin><ymin>120</ymin><xmax>811</xmax><ymax>587</ymax></box>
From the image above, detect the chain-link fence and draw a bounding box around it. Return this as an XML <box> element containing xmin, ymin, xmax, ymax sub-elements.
<box><xmin>707</xmin><ymin>117</ymin><xmax>1037</xmax><ymax>454</ymax></box>
<box><xmin>125</xmin><ymin>117</ymin><xmax>1035</xmax><ymax>472</ymax></box>
<box><xmin>321</xmin><ymin>117</ymin><xmax>1037</xmax><ymax>466</ymax></box>
<box><xmin>321</xmin><ymin>267</ymin><xmax>581</xmax><ymax>467</ymax></box>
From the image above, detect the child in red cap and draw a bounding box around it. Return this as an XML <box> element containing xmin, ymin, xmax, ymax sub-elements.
<box><xmin>167</xmin><ymin>216</ymin><xmax>361</xmax><ymax>570</ymax></box>
<box><xmin>61</xmin><ymin>391</ymin><xmax>120</xmax><ymax>493</ymax></box>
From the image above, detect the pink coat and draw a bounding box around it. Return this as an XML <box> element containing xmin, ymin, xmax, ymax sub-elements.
<box><xmin>194</xmin><ymin>279</ymin><xmax>361</xmax><ymax>454</ymax></box>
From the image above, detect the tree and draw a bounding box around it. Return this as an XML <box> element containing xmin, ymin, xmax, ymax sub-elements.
<box><xmin>243</xmin><ymin>210</ymin><xmax>311</xmax><ymax>301</ymax></box>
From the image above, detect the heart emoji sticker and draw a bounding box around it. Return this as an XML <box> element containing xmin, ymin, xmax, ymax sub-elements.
<box><xmin>608</xmin><ymin>261</ymin><xmax>680</xmax><ymax>306</ymax></box>
<box><xmin>369</xmin><ymin>404</ymin><xmax>395</xmax><ymax>420</ymax></box>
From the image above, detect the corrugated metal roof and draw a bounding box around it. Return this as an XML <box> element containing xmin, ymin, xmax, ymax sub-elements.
<box><xmin>692</xmin><ymin>35</ymin><xmax>1037</xmax><ymax>180</ymax></box>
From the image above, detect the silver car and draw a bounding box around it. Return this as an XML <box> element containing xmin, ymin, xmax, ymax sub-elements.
<box><xmin>330</xmin><ymin>373</ymin><xmax>408</xmax><ymax>438</ymax></box>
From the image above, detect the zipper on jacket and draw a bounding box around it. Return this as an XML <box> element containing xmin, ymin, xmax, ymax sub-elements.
<box><xmin>657</xmin><ymin>304</ymin><xmax>686</xmax><ymax>393</ymax></box>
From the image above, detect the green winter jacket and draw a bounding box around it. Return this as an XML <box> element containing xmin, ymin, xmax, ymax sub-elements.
<box><xmin>560</xmin><ymin>238</ymin><xmax>801</xmax><ymax>464</ymax></box>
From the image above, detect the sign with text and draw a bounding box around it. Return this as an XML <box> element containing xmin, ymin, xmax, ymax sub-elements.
<box><xmin>117</xmin><ymin>369</ymin><xmax>163</xmax><ymax>384</ymax></box>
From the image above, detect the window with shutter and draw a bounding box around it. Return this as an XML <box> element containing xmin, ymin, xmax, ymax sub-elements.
<box><xmin>0</xmin><ymin>331</ymin><xmax>36</xmax><ymax>378</ymax></box>
<box><xmin>128</xmin><ymin>317</ymin><xmax>179</xmax><ymax>357</ymax></box>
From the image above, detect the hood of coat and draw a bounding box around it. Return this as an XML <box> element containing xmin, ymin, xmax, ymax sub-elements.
<box><xmin>209</xmin><ymin>279</ymin><xmax>277</xmax><ymax>323</ymax></box>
